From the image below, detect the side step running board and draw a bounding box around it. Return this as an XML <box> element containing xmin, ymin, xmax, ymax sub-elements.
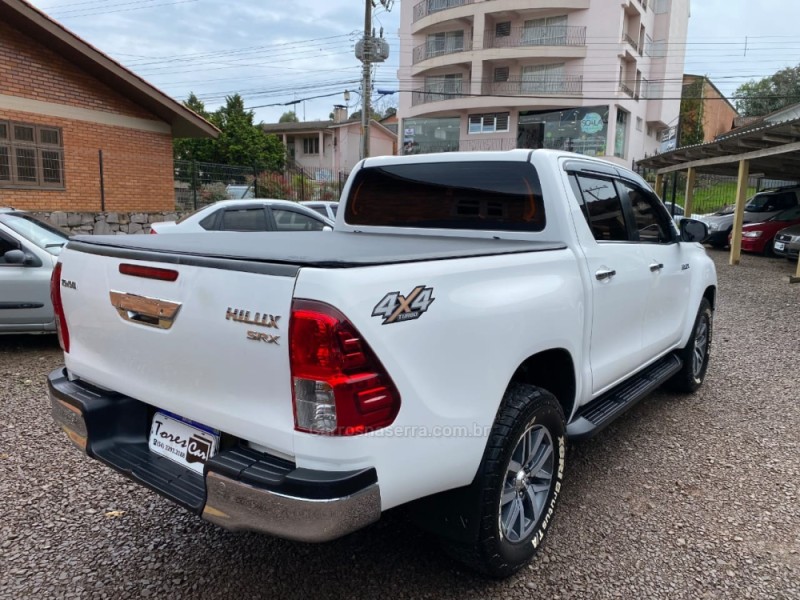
<box><xmin>567</xmin><ymin>353</ymin><xmax>683</xmax><ymax>441</ymax></box>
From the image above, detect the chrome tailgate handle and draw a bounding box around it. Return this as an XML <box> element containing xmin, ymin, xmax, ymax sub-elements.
<box><xmin>109</xmin><ymin>291</ymin><xmax>182</xmax><ymax>329</ymax></box>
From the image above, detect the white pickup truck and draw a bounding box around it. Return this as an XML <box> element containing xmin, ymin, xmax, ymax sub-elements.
<box><xmin>48</xmin><ymin>150</ymin><xmax>716</xmax><ymax>577</ymax></box>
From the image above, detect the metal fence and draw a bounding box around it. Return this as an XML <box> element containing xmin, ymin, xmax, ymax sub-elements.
<box><xmin>174</xmin><ymin>160</ymin><xmax>349</xmax><ymax>212</ymax></box>
<box><xmin>637</xmin><ymin>168</ymin><xmax>798</xmax><ymax>216</ymax></box>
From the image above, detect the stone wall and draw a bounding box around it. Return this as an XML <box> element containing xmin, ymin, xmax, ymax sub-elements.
<box><xmin>31</xmin><ymin>211</ymin><xmax>182</xmax><ymax>236</ymax></box>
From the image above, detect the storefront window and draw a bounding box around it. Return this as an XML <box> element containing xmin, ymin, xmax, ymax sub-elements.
<box><xmin>401</xmin><ymin>117</ymin><xmax>460</xmax><ymax>154</ymax></box>
<box><xmin>517</xmin><ymin>105</ymin><xmax>609</xmax><ymax>157</ymax></box>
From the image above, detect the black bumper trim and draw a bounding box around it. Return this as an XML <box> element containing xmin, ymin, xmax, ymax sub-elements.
<box><xmin>47</xmin><ymin>367</ymin><xmax>377</xmax><ymax>512</ymax></box>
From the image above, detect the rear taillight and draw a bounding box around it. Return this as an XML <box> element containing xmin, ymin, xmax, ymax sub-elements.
<box><xmin>149</xmin><ymin>227</ymin><xmax>157</xmax><ymax>234</ymax></box>
<box><xmin>289</xmin><ymin>299</ymin><xmax>400</xmax><ymax>436</ymax></box>
<box><xmin>50</xmin><ymin>262</ymin><xmax>70</xmax><ymax>353</ymax></box>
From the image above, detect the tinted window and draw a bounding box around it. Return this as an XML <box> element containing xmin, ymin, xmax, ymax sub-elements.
<box><xmin>774</xmin><ymin>206</ymin><xmax>800</xmax><ymax>221</ymax></box>
<box><xmin>747</xmin><ymin>192</ymin><xmax>797</xmax><ymax>212</ymax></box>
<box><xmin>344</xmin><ymin>161</ymin><xmax>545</xmax><ymax>232</ymax></box>
<box><xmin>572</xmin><ymin>175</ymin><xmax>628</xmax><ymax>241</ymax></box>
<box><xmin>621</xmin><ymin>182</ymin><xmax>673</xmax><ymax>243</ymax></box>
<box><xmin>0</xmin><ymin>233</ymin><xmax>20</xmax><ymax>264</ymax></box>
<box><xmin>330</xmin><ymin>204</ymin><xmax>338</xmax><ymax>216</ymax></box>
<box><xmin>272</xmin><ymin>209</ymin><xmax>325</xmax><ymax>232</ymax></box>
<box><xmin>220</xmin><ymin>208</ymin><xmax>268</xmax><ymax>232</ymax></box>
<box><xmin>0</xmin><ymin>213</ymin><xmax>67</xmax><ymax>254</ymax></box>
<box><xmin>308</xmin><ymin>206</ymin><xmax>328</xmax><ymax>217</ymax></box>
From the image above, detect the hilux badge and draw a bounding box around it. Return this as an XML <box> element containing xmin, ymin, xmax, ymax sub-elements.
<box><xmin>226</xmin><ymin>307</ymin><xmax>281</xmax><ymax>329</ymax></box>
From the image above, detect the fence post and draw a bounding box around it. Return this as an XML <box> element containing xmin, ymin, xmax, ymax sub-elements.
<box><xmin>253</xmin><ymin>164</ymin><xmax>259</xmax><ymax>198</ymax></box>
<box><xmin>300</xmin><ymin>169</ymin><xmax>306</xmax><ymax>201</ymax></box>
<box><xmin>191</xmin><ymin>160</ymin><xmax>198</xmax><ymax>210</ymax></box>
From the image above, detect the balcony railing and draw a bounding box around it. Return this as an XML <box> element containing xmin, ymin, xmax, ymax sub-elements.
<box><xmin>619</xmin><ymin>81</ymin><xmax>636</xmax><ymax>98</ymax></box>
<box><xmin>411</xmin><ymin>83</ymin><xmax>466</xmax><ymax>106</ymax></box>
<box><xmin>413</xmin><ymin>0</ymin><xmax>474</xmax><ymax>23</ymax></box>
<box><xmin>402</xmin><ymin>137</ymin><xmax>517</xmax><ymax>155</ymax></box>
<box><xmin>486</xmin><ymin>25</ymin><xmax>587</xmax><ymax>49</ymax></box>
<box><xmin>622</xmin><ymin>32</ymin><xmax>639</xmax><ymax>53</ymax></box>
<box><xmin>412</xmin><ymin>36</ymin><xmax>472</xmax><ymax>64</ymax></box>
<box><xmin>402</xmin><ymin>140</ymin><xmax>460</xmax><ymax>155</ymax></box>
<box><xmin>482</xmin><ymin>75</ymin><xmax>583</xmax><ymax>97</ymax></box>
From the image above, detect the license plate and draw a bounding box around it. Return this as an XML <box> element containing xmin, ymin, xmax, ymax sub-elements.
<box><xmin>149</xmin><ymin>411</ymin><xmax>219</xmax><ymax>474</ymax></box>
<box><xmin>774</xmin><ymin>241</ymin><xmax>785</xmax><ymax>251</ymax></box>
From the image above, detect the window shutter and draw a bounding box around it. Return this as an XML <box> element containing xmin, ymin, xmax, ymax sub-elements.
<box><xmin>495</xmin><ymin>113</ymin><xmax>510</xmax><ymax>132</ymax></box>
<box><xmin>495</xmin><ymin>21</ymin><xmax>511</xmax><ymax>37</ymax></box>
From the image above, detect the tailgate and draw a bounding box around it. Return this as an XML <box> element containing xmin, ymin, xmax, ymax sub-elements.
<box><xmin>58</xmin><ymin>245</ymin><xmax>298</xmax><ymax>458</ymax></box>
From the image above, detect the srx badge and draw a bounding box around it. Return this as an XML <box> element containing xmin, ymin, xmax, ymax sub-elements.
<box><xmin>372</xmin><ymin>285</ymin><xmax>435</xmax><ymax>325</ymax></box>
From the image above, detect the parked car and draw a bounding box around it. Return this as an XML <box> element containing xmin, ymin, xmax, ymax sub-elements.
<box><xmin>773</xmin><ymin>223</ymin><xmax>800</xmax><ymax>260</ymax></box>
<box><xmin>150</xmin><ymin>199</ymin><xmax>334</xmax><ymax>234</ymax></box>
<box><xmin>301</xmin><ymin>201</ymin><xmax>339</xmax><ymax>221</ymax></box>
<box><xmin>225</xmin><ymin>184</ymin><xmax>255</xmax><ymax>199</ymax></box>
<box><xmin>663</xmin><ymin>202</ymin><xmax>685</xmax><ymax>225</ymax></box>
<box><xmin>0</xmin><ymin>208</ymin><xmax>69</xmax><ymax>334</ymax></box>
<box><xmin>48</xmin><ymin>150</ymin><xmax>716</xmax><ymax>578</ymax></box>
<box><xmin>697</xmin><ymin>188</ymin><xmax>800</xmax><ymax>247</ymax></box>
<box><xmin>729</xmin><ymin>206</ymin><xmax>800</xmax><ymax>255</ymax></box>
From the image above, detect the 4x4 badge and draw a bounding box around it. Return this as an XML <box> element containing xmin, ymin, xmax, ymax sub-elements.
<box><xmin>372</xmin><ymin>285</ymin><xmax>435</xmax><ymax>325</ymax></box>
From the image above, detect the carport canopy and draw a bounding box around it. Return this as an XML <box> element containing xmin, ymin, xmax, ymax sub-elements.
<box><xmin>637</xmin><ymin>115</ymin><xmax>800</xmax><ymax>282</ymax></box>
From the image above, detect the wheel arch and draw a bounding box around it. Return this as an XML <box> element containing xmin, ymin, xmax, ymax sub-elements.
<box><xmin>703</xmin><ymin>285</ymin><xmax>716</xmax><ymax>310</ymax></box>
<box><xmin>509</xmin><ymin>348</ymin><xmax>576</xmax><ymax>422</ymax></box>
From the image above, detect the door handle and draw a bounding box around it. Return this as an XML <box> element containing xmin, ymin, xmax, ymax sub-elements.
<box><xmin>595</xmin><ymin>268</ymin><xmax>616</xmax><ymax>281</ymax></box>
<box><xmin>649</xmin><ymin>262</ymin><xmax>664</xmax><ymax>272</ymax></box>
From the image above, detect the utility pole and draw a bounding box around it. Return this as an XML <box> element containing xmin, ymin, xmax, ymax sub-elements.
<box><xmin>358</xmin><ymin>0</ymin><xmax>392</xmax><ymax>160</ymax></box>
<box><xmin>361</xmin><ymin>0</ymin><xmax>372</xmax><ymax>160</ymax></box>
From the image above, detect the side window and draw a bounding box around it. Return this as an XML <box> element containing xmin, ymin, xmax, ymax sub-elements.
<box><xmin>620</xmin><ymin>182</ymin><xmax>673</xmax><ymax>243</ymax></box>
<box><xmin>220</xmin><ymin>208</ymin><xmax>268</xmax><ymax>232</ymax></box>
<box><xmin>572</xmin><ymin>174</ymin><xmax>629</xmax><ymax>242</ymax></box>
<box><xmin>271</xmin><ymin>209</ymin><xmax>325</xmax><ymax>232</ymax></box>
<box><xmin>0</xmin><ymin>233</ymin><xmax>20</xmax><ymax>265</ymax></box>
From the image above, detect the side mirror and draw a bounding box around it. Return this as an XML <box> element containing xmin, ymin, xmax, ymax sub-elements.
<box><xmin>4</xmin><ymin>249</ymin><xmax>27</xmax><ymax>264</ymax></box>
<box><xmin>680</xmin><ymin>218</ymin><xmax>708</xmax><ymax>243</ymax></box>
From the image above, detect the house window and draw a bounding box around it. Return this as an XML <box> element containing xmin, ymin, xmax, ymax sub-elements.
<box><xmin>522</xmin><ymin>15</ymin><xmax>568</xmax><ymax>45</ymax></box>
<box><xmin>521</xmin><ymin>63</ymin><xmax>565</xmax><ymax>94</ymax></box>
<box><xmin>426</xmin><ymin>30</ymin><xmax>464</xmax><ymax>58</ymax></box>
<box><xmin>494</xmin><ymin>66</ymin><xmax>510</xmax><ymax>82</ymax></box>
<box><xmin>0</xmin><ymin>120</ymin><xmax>64</xmax><ymax>189</ymax></box>
<box><xmin>495</xmin><ymin>21</ymin><xmax>511</xmax><ymax>37</ymax></box>
<box><xmin>468</xmin><ymin>113</ymin><xmax>510</xmax><ymax>134</ymax></box>
<box><xmin>303</xmin><ymin>137</ymin><xmax>320</xmax><ymax>155</ymax></box>
<box><xmin>424</xmin><ymin>73</ymin><xmax>463</xmax><ymax>102</ymax></box>
<box><xmin>636</xmin><ymin>117</ymin><xmax>644</xmax><ymax>131</ymax></box>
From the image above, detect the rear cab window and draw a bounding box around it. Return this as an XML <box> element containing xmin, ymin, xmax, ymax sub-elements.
<box><xmin>344</xmin><ymin>161</ymin><xmax>546</xmax><ymax>232</ymax></box>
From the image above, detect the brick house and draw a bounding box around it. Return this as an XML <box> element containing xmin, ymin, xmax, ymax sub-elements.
<box><xmin>0</xmin><ymin>0</ymin><xmax>217</xmax><ymax>213</ymax></box>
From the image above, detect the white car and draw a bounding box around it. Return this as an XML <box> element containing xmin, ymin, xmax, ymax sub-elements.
<box><xmin>301</xmin><ymin>201</ymin><xmax>339</xmax><ymax>221</ymax></box>
<box><xmin>150</xmin><ymin>199</ymin><xmax>334</xmax><ymax>234</ymax></box>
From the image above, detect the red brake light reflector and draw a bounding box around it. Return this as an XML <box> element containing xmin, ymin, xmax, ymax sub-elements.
<box><xmin>119</xmin><ymin>264</ymin><xmax>178</xmax><ymax>281</ymax></box>
<box><xmin>50</xmin><ymin>262</ymin><xmax>70</xmax><ymax>353</ymax></box>
<box><xmin>289</xmin><ymin>299</ymin><xmax>400</xmax><ymax>436</ymax></box>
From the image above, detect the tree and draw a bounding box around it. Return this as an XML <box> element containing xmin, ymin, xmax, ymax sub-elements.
<box><xmin>173</xmin><ymin>92</ymin><xmax>216</xmax><ymax>162</ymax></box>
<box><xmin>734</xmin><ymin>65</ymin><xmax>800</xmax><ymax>117</ymax></box>
<box><xmin>348</xmin><ymin>108</ymin><xmax>382</xmax><ymax>122</ymax></box>
<box><xmin>279</xmin><ymin>111</ymin><xmax>299</xmax><ymax>123</ymax></box>
<box><xmin>679</xmin><ymin>78</ymin><xmax>706</xmax><ymax>146</ymax></box>
<box><xmin>173</xmin><ymin>93</ymin><xmax>285</xmax><ymax>171</ymax></box>
<box><xmin>382</xmin><ymin>106</ymin><xmax>397</xmax><ymax>119</ymax></box>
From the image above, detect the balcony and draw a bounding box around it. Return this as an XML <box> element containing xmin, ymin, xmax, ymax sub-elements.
<box><xmin>412</xmin><ymin>36</ymin><xmax>473</xmax><ymax>65</ymax></box>
<box><xmin>619</xmin><ymin>81</ymin><xmax>636</xmax><ymax>98</ymax></box>
<box><xmin>486</xmin><ymin>25</ymin><xmax>587</xmax><ymax>49</ymax></box>
<box><xmin>482</xmin><ymin>75</ymin><xmax>583</xmax><ymax>97</ymax></box>
<box><xmin>622</xmin><ymin>32</ymin><xmax>640</xmax><ymax>53</ymax></box>
<box><xmin>411</xmin><ymin>82</ymin><xmax>466</xmax><ymax>106</ymax></box>
<box><xmin>413</xmin><ymin>0</ymin><xmax>474</xmax><ymax>23</ymax></box>
<box><xmin>402</xmin><ymin>137</ymin><xmax>517</xmax><ymax>155</ymax></box>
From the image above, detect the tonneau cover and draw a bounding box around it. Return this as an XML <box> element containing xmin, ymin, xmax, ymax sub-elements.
<box><xmin>68</xmin><ymin>231</ymin><xmax>566</xmax><ymax>268</ymax></box>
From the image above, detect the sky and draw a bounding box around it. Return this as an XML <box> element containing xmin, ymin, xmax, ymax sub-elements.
<box><xmin>22</xmin><ymin>0</ymin><xmax>800</xmax><ymax>124</ymax></box>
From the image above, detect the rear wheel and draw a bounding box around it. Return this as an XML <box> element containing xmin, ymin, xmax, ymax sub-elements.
<box><xmin>442</xmin><ymin>384</ymin><xmax>566</xmax><ymax>578</ymax></box>
<box><xmin>666</xmin><ymin>298</ymin><xmax>713</xmax><ymax>393</ymax></box>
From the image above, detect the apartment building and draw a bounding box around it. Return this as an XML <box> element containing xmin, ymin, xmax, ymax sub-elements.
<box><xmin>398</xmin><ymin>0</ymin><xmax>690</xmax><ymax>165</ymax></box>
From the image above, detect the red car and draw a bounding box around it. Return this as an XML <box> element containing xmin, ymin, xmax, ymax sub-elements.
<box><xmin>733</xmin><ymin>206</ymin><xmax>800</xmax><ymax>255</ymax></box>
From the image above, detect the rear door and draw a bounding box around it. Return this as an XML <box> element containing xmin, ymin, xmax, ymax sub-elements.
<box><xmin>59</xmin><ymin>246</ymin><xmax>299</xmax><ymax>457</ymax></box>
<box><xmin>269</xmin><ymin>207</ymin><xmax>327</xmax><ymax>231</ymax></box>
<box><xmin>568</xmin><ymin>172</ymin><xmax>651</xmax><ymax>394</ymax></box>
<box><xmin>218</xmin><ymin>205</ymin><xmax>271</xmax><ymax>231</ymax></box>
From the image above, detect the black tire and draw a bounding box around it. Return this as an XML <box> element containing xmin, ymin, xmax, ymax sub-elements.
<box><xmin>763</xmin><ymin>237</ymin><xmax>777</xmax><ymax>257</ymax></box>
<box><xmin>666</xmin><ymin>298</ymin><xmax>713</xmax><ymax>393</ymax></box>
<box><xmin>442</xmin><ymin>384</ymin><xmax>567</xmax><ymax>578</ymax></box>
